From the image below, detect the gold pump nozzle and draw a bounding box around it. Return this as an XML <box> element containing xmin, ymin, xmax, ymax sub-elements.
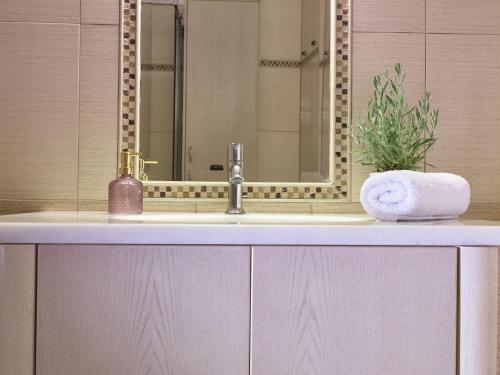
<box><xmin>119</xmin><ymin>152</ymin><xmax>141</xmax><ymax>175</ymax></box>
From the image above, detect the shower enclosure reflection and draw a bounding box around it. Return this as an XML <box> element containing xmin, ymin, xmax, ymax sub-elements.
<box><xmin>139</xmin><ymin>0</ymin><xmax>332</xmax><ymax>183</ymax></box>
<box><xmin>140</xmin><ymin>1</ymin><xmax>183</xmax><ymax>181</ymax></box>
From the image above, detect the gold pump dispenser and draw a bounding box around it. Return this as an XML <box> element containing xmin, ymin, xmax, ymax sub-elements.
<box><xmin>108</xmin><ymin>152</ymin><xmax>143</xmax><ymax>214</ymax></box>
<box><xmin>119</xmin><ymin>151</ymin><xmax>140</xmax><ymax>176</ymax></box>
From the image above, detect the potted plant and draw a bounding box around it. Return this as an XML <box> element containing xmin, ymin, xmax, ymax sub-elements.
<box><xmin>349</xmin><ymin>63</ymin><xmax>439</xmax><ymax>172</ymax></box>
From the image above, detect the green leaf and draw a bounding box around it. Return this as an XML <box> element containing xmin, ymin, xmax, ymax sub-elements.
<box><xmin>348</xmin><ymin>64</ymin><xmax>439</xmax><ymax>171</ymax></box>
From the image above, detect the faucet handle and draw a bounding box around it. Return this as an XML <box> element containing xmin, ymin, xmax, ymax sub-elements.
<box><xmin>228</xmin><ymin>142</ymin><xmax>243</xmax><ymax>163</ymax></box>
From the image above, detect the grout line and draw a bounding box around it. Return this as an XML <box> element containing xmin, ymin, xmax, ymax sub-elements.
<box><xmin>0</xmin><ymin>20</ymin><xmax>80</xmax><ymax>25</ymax></box>
<box><xmin>353</xmin><ymin>29</ymin><xmax>500</xmax><ymax>36</ymax></box>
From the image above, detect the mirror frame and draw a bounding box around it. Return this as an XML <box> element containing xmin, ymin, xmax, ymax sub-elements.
<box><xmin>119</xmin><ymin>0</ymin><xmax>350</xmax><ymax>200</ymax></box>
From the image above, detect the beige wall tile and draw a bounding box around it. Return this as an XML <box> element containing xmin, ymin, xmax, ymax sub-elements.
<box><xmin>257</xmin><ymin>132</ymin><xmax>299</xmax><ymax>182</ymax></box>
<box><xmin>462</xmin><ymin>204</ymin><xmax>500</xmax><ymax>221</ymax></box>
<box><xmin>244</xmin><ymin>200</ymin><xmax>312</xmax><ymax>213</ymax></box>
<box><xmin>77</xmin><ymin>200</ymin><xmax>108</xmax><ymax>212</ymax></box>
<box><xmin>0</xmin><ymin>23</ymin><xmax>79</xmax><ymax>200</ymax></box>
<box><xmin>144</xmin><ymin>199</ymin><xmax>197</xmax><ymax>212</ymax></box>
<box><xmin>351</xmin><ymin>32</ymin><xmax>425</xmax><ymax>201</ymax></box>
<box><xmin>427</xmin><ymin>0</ymin><xmax>500</xmax><ymax>34</ymax></box>
<box><xmin>0</xmin><ymin>199</ymin><xmax>77</xmax><ymax>215</ymax></box>
<box><xmin>196</xmin><ymin>200</ymin><xmax>227</xmax><ymax>213</ymax></box>
<box><xmin>78</xmin><ymin>199</ymin><xmax>197</xmax><ymax>213</ymax></box>
<box><xmin>82</xmin><ymin>0</ymin><xmax>119</xmax><ymax>25</ymax></box>
<box><xmin>259</xmin><ymin>0</ymin><xmax>302</xmax><ymax>60</ymax></box>
<box><xmin>78</xmin><ymin>199</ymin><xmax>198</xmax><ymax>213</ymax></box>
<box><xmin>353</xmin><ymin>0</ymin><xmax>425</xmax><ymax>33</ymax></box>
<box><xmin>312</xmin><ymin>201</ymin><xmax>364</xmax><ymax>214</ymax></box>
<box><xmin>79</xmin><ymin>25</ymin><xmax>119</xmax><ymax>200</ymax></box>
<box><xmin>258</xmin><ymin>67</ymin><xmax>300</xmax><ymax>132</ymax></box>
<box><xmin>426</xmin><ymin>34</ymin><xmax>500</xmax><ymax>204</ymax></box>
<box><xmin>0</xmin><ymin>0</ymin><xmax>79</xmax><ymax>23</ymax></box>
<box><xmin>196</xmin><ymin>199</ymin><xmax>312</xmax><ymax>214</ymax></box>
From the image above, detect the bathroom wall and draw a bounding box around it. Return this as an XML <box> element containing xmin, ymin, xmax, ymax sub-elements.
<box><xmin>350</xmin><ymin>0</ymin><xmax>500</xmax><ymax>217</ymax></box>
<box><xmin>0</xmin><ymin>0</ymin><xmax>119</xmax><ymax>212</ymax></box>
<box><xmin>0</xmin><ymin>0</ymin><xmax>499</xmax><ymax>218</ymax></box>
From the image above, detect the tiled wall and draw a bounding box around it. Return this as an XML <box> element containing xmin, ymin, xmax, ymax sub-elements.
<box><xmin>1</xmin><ymin>0</ymin><xmax>500</xmax><ymax>218</ymax></box>
<box><xmin>0</xmin><ymin>0</ymin><xmax>119</xmax><ymax>212</ymax></box>
<box><xmin>351</xmin><ymin>0</ymin><xmax>500</xmax><ymax>212</ymax></box>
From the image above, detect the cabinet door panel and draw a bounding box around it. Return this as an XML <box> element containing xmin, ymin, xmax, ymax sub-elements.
<box><xmin>251</xmin><ymin>246</ymin><xmax>457</xmax><ymax>375</ymax></box>
<box><xmin>0</xmin><ymin>244</ymin><xmax>36</xmax><ymax>375</ymax></box>
<box><xmin>37</xmin><ymin>245</ymin><xmax>250</xmax><ymax>375</ymax></box>
<box><xmin>459</xmin><ymin>247</ymin><xmax>498</xmax><ymax>375</ymax></box>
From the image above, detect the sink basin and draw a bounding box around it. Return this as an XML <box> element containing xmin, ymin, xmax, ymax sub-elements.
<box><xmin>110</xmin><ymin>212</ymin><xmax>371</xmax><ymax>225</ymax></box>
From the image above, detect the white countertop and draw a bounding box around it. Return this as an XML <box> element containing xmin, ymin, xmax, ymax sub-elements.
<box><xmin>1</xmin><ymin>211</ymin><xmax>500</xmax><ymax>246</ymax></box>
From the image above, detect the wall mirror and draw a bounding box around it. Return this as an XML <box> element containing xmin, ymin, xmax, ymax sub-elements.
<box><xmin>120</xmin><ymin>0</ymin><xmax>350</xmax><ymax>200</ymax></box>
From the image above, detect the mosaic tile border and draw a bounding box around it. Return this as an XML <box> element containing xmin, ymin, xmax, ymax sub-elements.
<box><xmin>141</xmin><ymin>63</ymin><xmax>175</xmax><ymax>71</ymax></box>
<box><xmin>259</xmin><ymin>59</ymin><xmax>301</xmax><ymax>69</ymax></box>
<box><xmin>333</xmin><ymin>0</ymin><xmax>350</xmax><ymax>194</ymax></box>
<box><xmin>120</xmin><ymin>0</ymin><xmax>350</xmax><ymax>200</ymax></box>
<box><xmin>143</xmin><ymin>184</ymin><xmax>346</xmax><ymax>200</ymax></box>
<box><xmin>121</xmin><ymin>0</ymin><xmax>137</xmax><ymax>152</ymax></box>
<box><xmin>259</xmin><ymin>46</ymin><xmax>324</xmax><ymax>69</ymax></box>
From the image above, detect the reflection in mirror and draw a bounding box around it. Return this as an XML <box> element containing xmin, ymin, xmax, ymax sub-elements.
<box><xmin>139</xmin><ymin>0</ymin><xmax>331</xmax><ymax>183</ymax></box>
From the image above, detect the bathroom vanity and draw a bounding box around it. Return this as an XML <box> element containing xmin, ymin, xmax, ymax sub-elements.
<box><xmin>0</xmin><ymin>211</ymin><xmax>498</xmax><ymax>375</ymax></box>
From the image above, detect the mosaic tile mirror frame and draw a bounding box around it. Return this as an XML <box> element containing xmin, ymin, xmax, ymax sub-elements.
<box><xmin>119</xmin><ymin>0</ymin><xmax>351</xmax><ymax>200</ymax></box>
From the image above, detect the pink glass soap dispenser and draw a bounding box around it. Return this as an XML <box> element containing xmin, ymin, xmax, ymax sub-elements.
<box><xmin>108</xmin><ymin>152</ymin><xmax>143</xmax><ymax>214</ymax></box>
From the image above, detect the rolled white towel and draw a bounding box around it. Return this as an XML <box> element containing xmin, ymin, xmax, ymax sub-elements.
<box><xmin>360</xmin><ymin>170</ymin><xmax>470</xmax><ymax>221</ymax></box>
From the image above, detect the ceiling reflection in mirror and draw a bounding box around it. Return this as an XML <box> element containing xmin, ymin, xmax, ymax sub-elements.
<box><xmin>138</xmin><ymin>0</ymin><xmax>332</xmax><ymax>183</ymax></box>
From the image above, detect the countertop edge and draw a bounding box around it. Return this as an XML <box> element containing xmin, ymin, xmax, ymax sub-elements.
<box><xmin>1</xmin><ymin>223</ymin><xmax>500</xmax><ymax>247</ymax></box>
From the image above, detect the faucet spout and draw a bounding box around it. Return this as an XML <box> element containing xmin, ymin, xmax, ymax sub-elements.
<box><xmin>229</xmin><ymin>164</ymin><xmax>244</xmax><ymax>184</ymax></box>
<box><xmin>226</xmin><ymin>143</ymin><xmax>245</xmax><ymax>214</ymax></box>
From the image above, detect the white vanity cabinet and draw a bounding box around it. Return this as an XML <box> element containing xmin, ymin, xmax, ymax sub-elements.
<box><xmin>30</xmin><ymin>245</ymin><xmax>458</xmax><ymax>375</ymax></box>
<box><xmin>0</xmin><ymin>212</ymin><xmax>499</xmax><ymax>375</ymax></box>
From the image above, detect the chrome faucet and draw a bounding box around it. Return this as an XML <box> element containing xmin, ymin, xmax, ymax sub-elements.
<box><xmin>226</xmin><ymin>143</ymin><xmax>245</xmax><ymax>214</ymax></box>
